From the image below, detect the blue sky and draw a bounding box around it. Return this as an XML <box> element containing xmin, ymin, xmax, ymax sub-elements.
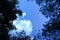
<box><xmin>12</xmin><ymin>0</ymin><xmax>49</xmax><ymax>36</ymax></box>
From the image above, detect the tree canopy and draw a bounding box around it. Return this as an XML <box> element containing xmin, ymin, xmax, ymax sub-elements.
<box><xmin>36</xmin><ymin>0</ymin><xmax>60</xmax><ymax>40</ymax></box>
<box><xmin>0</xmin><ymin>0</ymin><xmax>22</xmax><ymax>40</ymax></box>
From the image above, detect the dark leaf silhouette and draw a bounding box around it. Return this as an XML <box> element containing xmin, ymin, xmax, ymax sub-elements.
<box><xmin>35</xmin><ymin>0</ymin><xmax>60</xmax><ymax>40</ymax></box>
<box><xmin>0</xmin><ymin>0</ymin><xmax>22</xmax><ymax>40</ymax></box>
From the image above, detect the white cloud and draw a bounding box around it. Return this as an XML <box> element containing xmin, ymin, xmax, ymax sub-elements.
<box><xmin>16</xmin><ymin>20</ymin><xmax>33</xmax><ymax>35</ymax></box>
<box><xmin>9</xmin><ymin>13</ymin><xmax>33</xmax><ymax>36</ymax></box>
<box><xmin>8</xmin><ymin>13</ymin><xmax>33</xmax><ymax>39</ymax></box>
<box><xmin>22</xmin><ymin>12</ymin><xmax>26</xmax><ymax>18</ymax></box>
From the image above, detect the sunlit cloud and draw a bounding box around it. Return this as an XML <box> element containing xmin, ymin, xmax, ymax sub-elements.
<box><xmin>22</xmin><ymin>12</ymin><xmax>26</xmax><ymax>18</ymax></box>
<box><xmin>16</xmin><ymin>19</ymin><xmax>33</xmax><ymax>35</ymax></box>
<box><xmin>9</xmin><ymin>12</ymin><xmax>33</xmax><ymax>37</ymax></box>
